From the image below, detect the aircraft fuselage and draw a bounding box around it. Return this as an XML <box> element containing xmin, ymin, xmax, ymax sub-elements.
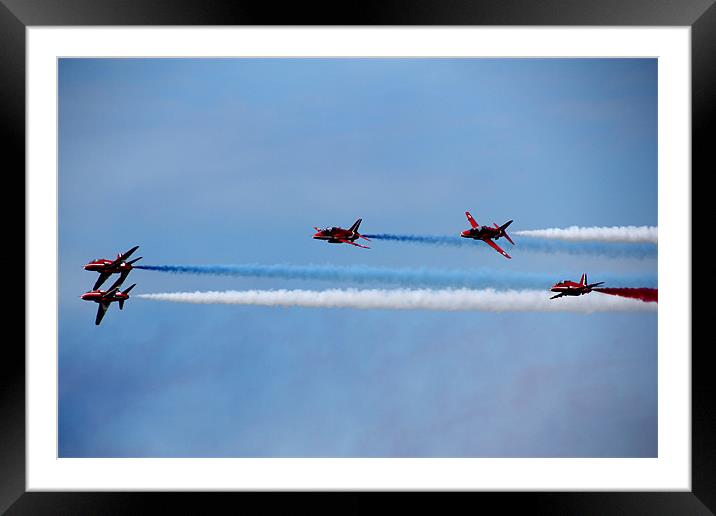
<box><xmin>84</xmin><ymin>259</ymin><xmax>134</xmax><ymax>273</ymax></box>
<box><xmin>550</xmin><ymin>286</ymin><xmax>592</xmax><ymax>296</ymax></box>
<box><xmin>81</xmin><ymin>290</ymin><xmax>129</xmax><ymax>303</ymax></box>
<box><xmin>460</xmin><ymin>226</ymin><xmax>502</xmax><ymax>240</ymax></box>
<box><xmin>313</xmin><ymin>228</ymin><xmax>358</xmax><ymax>242</ymax></box>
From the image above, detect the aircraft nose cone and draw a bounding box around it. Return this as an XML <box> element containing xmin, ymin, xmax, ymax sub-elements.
<box><xmin>460</xmin><ymin>230</ymin><xmax>469</xmax><ymax>237</ymax></box>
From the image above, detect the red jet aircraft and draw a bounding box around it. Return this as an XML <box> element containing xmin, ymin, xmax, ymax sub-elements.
<box><xmin>313</xmin><ymin>219</ymin><xmax>371</xmax><ymax>249</ymax></box>
<box><xmin>549</xmin><ymin>273</ymin><xmax>605</xmax><ymax>299</ymax></box>
<box><xmin>81</xmin><ymin>281</ymin><xmax>136</xmax><ymax>325</ymax></box>
<box><xmin>460</xmin><ymin>211</ymin><xmax>514</xmax><ymax>259</ymax></box>
<box><xmin>84</xmin><ymin>245</ymin><xmax>142</xmax><ymax>290</ymax></box>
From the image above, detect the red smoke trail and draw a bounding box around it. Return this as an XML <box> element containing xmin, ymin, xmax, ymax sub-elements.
<box><xmin>594</xmin><ymin>288</ymin><xmax>658</xmax><ymax>303</ymax></box>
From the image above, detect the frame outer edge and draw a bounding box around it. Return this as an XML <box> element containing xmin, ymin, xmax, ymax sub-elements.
<box><xmin>5</xmin><ymin>0</ymin><xmax>713</xmax><ymax>513</ymax></box>
<box><xmin>0</xmin><ymin>0</ymin><xmax>27</xmax><ymax>515</ymax></box>
<box><xmin>691</xmin><ymin>1</ymin><xmax>716</xmax><ymax>512</ymax></box>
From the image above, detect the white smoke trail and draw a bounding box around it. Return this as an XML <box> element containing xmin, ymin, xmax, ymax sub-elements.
<box><xmin>514</xmin><ymin>226</ymin><xmax>658</xmax><ymax>244</ymax></box>
<box><xmin>137</xmin><ymin>288</ymin><xmax>656</xmax><ymax>313</ymax></box>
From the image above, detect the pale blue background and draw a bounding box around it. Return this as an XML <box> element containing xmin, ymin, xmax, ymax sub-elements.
<box><xmin>59</xmin><ymin>58</ymin><xmax>657</xmax><ymax>457</ymax></box>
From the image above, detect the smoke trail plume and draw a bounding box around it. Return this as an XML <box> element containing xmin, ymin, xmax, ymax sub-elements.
<box><xmin>136</xmin><ymin>263</ymin><xmax>657</xmax><ymax>289</ymax></box>
<box><xmin>595</xmin><ymin>288</ymin><xmax>658</xmax><ymax>303</ymax></box>
<box><xmin>362</xmin><ymin>234</ymin><xmax>657</xmax><ymax>259</ymax></box>
<box><xmin>517</xmin><ymin>238</ymin><xmax>656</xmax><ymax>259</ymax></box>
<box><xmin>363</xmin><ymin>234</ymin><xmax>464</xmax><ymax>247</ymax></box>
<box><xmin>514</xmin><ymin>226</ymin><xmax>658</xmax><ymax>244</ymax></box>
<box><xmin>138</xmin><ymin>288</ymin><xmax>657</xmax><ymax>313</ymax></box>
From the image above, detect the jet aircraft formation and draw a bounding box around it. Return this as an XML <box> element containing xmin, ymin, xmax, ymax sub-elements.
<box><xmin>82</xmin><ymin>210</ymin><xmax>613</xmax><ymax>325</ymax></box>
<box><xmin>312</xmin><ymin>210</ymin><xmax>606</xmax><ymax>302</ymax></box>
<box><xmin>81</xmin><ymin>246</ymin><xmax>141</xmax><ymax>325</ymax></box>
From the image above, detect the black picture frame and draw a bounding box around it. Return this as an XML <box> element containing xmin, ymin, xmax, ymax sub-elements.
<box><xmin>4</xmin><ymin>0</ymin><xmax>709</xmax><ymax>513</ymax></box>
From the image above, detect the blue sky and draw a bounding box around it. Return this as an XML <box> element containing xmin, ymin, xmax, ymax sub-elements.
<box><xmin>58</xmin><ymin>58</ymin><xmax>657</xmax><ymax>457</ymax></box>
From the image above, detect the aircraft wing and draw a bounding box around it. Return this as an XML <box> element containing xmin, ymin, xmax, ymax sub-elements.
<box><xmin>93</xmin><ymin>272</ymin><xmax>112</xmax><ymax>290</ymax></box>
<box><xmin>336</xmin><ymin>238</ymin><xmax>370</xmax><ymax>249</ymax></box>
<box><xmin>110</xmin><ymin>245</ymin><xmax>139</xmax><ymax>267</ymax></box>
<box><xmin>103</xmin><ymin>285</ymin><xmax>121</xmax><ymax>299</ymax></box>
<box><xmin>95</xmin><ymin>302</ymin><xmax>110</xmax><ymax>325</ymax></box>
<box><xmin>107</xmin><ymin>271</ymin><xmax>129</xmax><ymax>291</ymax></box>
<box><xmin>465</xmin><ymin>211</ymin><xmax>479</xmax><ymax>229</ymax></box>
<box><xmin>550</xmin><ymin>293</ymin><xmax>565</xmax><ymax>300</ymax></box>
<box><xmin>484</xmin><ymin>238</ymin><xmax>511</xmax><ymax>259</ymax></box>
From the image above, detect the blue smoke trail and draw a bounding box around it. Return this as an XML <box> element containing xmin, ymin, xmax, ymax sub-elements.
<box><xmin>362</xmin><ymin>234</ymin><xmax>657</xmax><ymax>259</ymax></box>
<box><xmin>136</xmin><ymin>263</ymin><xmax>657</xmax><ymax>289</ymax></box>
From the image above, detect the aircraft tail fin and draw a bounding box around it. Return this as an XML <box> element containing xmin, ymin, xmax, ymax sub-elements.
<box><xmin>127</xmin><ymin>257</ymin><xmax>142</xmax><ymax>265</ymax></box>
<box><xmin>119</xmin><ymin>300</ymin><xmax>125</xmax><ymax>310</ymax></box>
<box><xmin>580</xmin><ymin>273</ymin><xmax>587</xmax><ymax>286</ymax></box>
<box><xmin>499</xmin><ymin>220</ymin><xmax>515</xmax><ymax>245</ymax></box>
<box><xmin>492</xmin><ymin>220</ymin><xmax>515</xmax><ymax>245</ymax></box>
<box><xmin>123</xmin><ymin>283</ymin><xmax>137</xmax><ymax>295</ymax></box>
<box><xmin>349</xmin><ymin>219</ymin><xmax>362</xmax><ymax>233</ymax></box>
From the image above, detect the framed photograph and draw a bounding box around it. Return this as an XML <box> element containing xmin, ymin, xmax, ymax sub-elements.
<box><xmin>6</xmin><ymin>0</ymin><xmax>709</xmax><ymax>513</ymax></box>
